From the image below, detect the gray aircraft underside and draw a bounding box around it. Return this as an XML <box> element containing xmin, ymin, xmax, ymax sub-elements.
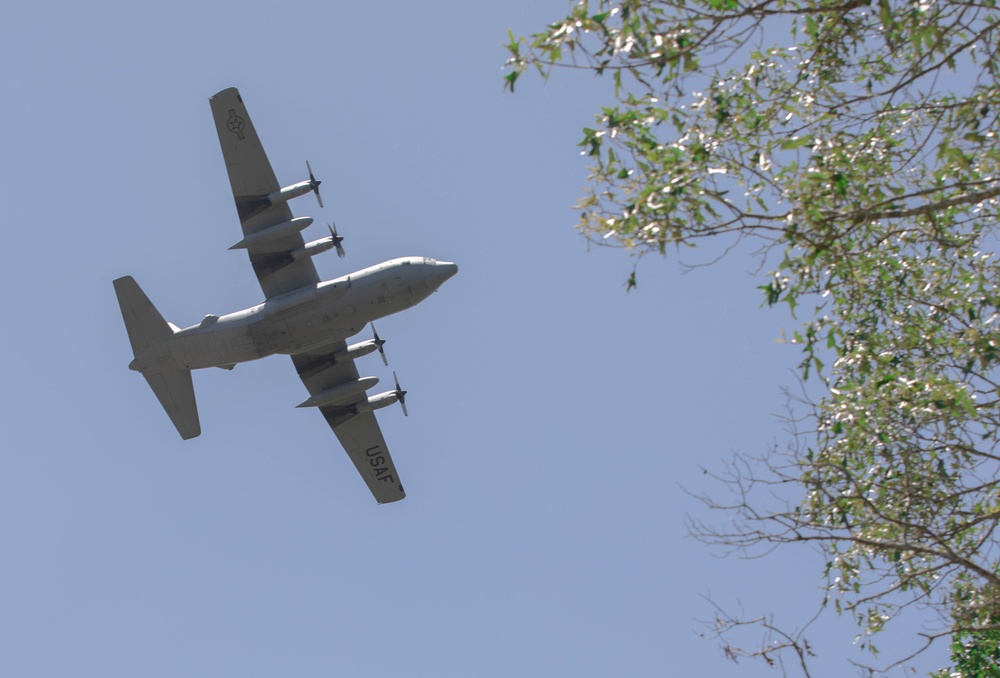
<box><xmin>113</xmin><ymin>87</ymin><xmax>457</xmax><ymax>504</ymax></box>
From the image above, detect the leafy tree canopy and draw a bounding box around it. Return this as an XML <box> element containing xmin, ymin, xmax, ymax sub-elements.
<box><xmin>506</xmin><ymin>0</ymin><xmax>1000</xmax><ymax>674</ymax></box>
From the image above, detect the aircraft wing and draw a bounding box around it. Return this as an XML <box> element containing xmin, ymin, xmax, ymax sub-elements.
<box><xmin>292</xmin><ymin>348</ymin><xmax>406</xmax><ymax>504</ymax></box>
<box><xmin>209</xmin><ymin>87</ymin><xmax>320</xmax><ymax>299</ymax></box>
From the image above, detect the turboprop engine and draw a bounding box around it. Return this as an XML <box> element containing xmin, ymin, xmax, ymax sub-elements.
<box><xmin>332</xmin><ymin>340</ymin><xmax>378</xmax><ymax>362</ymax></box>
<box><xmin>262</xmin><ymin>161</ymin><xmax>324</xmax><ymax>208</ymax></box>
<box><xmin>291</xmin><ymin>236</ymin><xmax>336</xmax><ymax>260</ymax></box>
<box><xmin>353</xmin><ymin>372</ymin><xmax>408</xmax><ymax>416</ymax></box>
<box><xmin>292</xmin><ymin>224</ymin><xmax>346</xmax><ymax>260</ymax></box>
<box><xmin>330</xmin><ymin>324</ymin><xmax>388</xmax><ymax>365</ymax></box>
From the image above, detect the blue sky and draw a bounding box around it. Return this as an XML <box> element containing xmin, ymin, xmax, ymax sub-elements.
<box><xmin>1</xmin><ymin>1</ymin><xmax>948</xmax><ymax>675</ymax></box>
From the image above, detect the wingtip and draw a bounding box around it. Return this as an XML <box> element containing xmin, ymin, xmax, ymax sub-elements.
<box><xmin>210</xmin><ymin>86</ymin><xmax>239</xmax><ymax>100</ymax></box>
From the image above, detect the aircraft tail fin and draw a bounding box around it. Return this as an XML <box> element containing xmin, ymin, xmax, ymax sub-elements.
<box><xmin>113</xmin><ymin>276</ymin><xmax>201</xmax><ymax>440</ymax></box>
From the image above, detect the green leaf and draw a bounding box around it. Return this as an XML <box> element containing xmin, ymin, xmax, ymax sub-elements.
<box><xmin>780</xmin><ymin>137</ymin><xmax>812</xmax><ymax>150</ymax></box>
<box><xmin>506</xmin><ymin>29</ymin><xmax>519</xmax><ymax>57</ymax></box>
<box><xmin>832</xmin><ymin>172</ymin><xmax>848</xmax><ymax>197</ymax></box>
<box><xmin>503</xmin><ymin>71</ymin><xmax>519</xmax><ymax>92</ymax></box>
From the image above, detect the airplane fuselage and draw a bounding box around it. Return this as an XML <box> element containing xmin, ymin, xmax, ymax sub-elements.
<box><xmin>129</xmin><ymin>257</ymin><xmax>457</xmax><ymax>373</ymax></box>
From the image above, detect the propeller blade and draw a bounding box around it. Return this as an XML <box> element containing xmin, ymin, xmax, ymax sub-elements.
<box><xmin>328</xmin><ymin>223</ymin><xmax>345</xmax><ymax>258</ymax></box>
<box><xmin>307</xmin><ymin>160</ymin><xmax>323</xmax><ymax>208</ymax></box>
<box><xmin>370</xmin><ymin>322</ymin><xmax>388</xmax><ymax>366</ymax></box>
<box><xmin>393</xmin><ymin>371</ymin><xmax>408</xmax><ymax>417</ymax></box>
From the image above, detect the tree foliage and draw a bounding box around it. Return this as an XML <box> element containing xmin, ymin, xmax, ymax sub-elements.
<box><xmin>505</xmin><ymin>0</ymin><xmax>1000</xmax><ymax>673</ymax></box>
<box><xmin>938</xmin><ymin>626</ymin><xmax>1000</xmax><ymax>677</ymax></box>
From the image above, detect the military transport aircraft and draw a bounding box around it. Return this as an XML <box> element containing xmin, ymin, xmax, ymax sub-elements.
<box><xmin>113</xmin><ymin>87</ymin><xmax>457</xmax><ymax>504</ymax></box>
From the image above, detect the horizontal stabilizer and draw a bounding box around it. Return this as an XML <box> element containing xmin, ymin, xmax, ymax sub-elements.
<box><xmin>143</xmin><ymin>369</ymin><xmax>201</xmax><ymax>440</ymax></box>
<box><xmin>113</xmin><ymin>276</ymin><xmax>172</xmax><ymax>355</ymax></box>
<box><xmin>113</xmin><ymin>276</ymin><xmax>200</xmax><ymax>439</ymax></box>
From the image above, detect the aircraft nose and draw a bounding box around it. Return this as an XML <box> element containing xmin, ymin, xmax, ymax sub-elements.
<box><xmin>440</xmin><ymin>261</ymin><xmax>458</xmax><ymax>280</ymax></box>
<box><xmin>429</xmin><ymin>261</ymin><xmax>458</xmax><ymax>290</ymax></box>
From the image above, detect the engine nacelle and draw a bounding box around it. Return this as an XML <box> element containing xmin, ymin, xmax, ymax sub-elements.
<box><xmin>352</xmin><ymin>390</ymin><xmax>400</xmax><ymax>414</ymax></box>
<box><xmin>296</xmin><ymin>376</ymin><xmax>379</xmax><ymax>408</ymax></box>
<box><xmin>266</xmin><ymin>181</ymin><xmax>313</xmax><ymax>206</ymax></box>
<box><xmin>291</xmin><ymin>236</ymin><xmax>335</xmax><ymax>260</ymax></box>
<box><xmin>332</xmin><ymin>340</ymin><xmax>378</xmax><ymax>362</ymax></box>
<box><xmin>229</xmin><ymin>217</ymin><xmax>313</xmax><ymax>251</ymax></box>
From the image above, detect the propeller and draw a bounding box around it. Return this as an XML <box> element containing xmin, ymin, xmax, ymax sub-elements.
<box><xmin>328</xmin><ymin>222</ymin><xmax>345</xmax><ymax>258</ymax></box>
<box><xmin>370</xmin><ymin>322</ymin><xmax>388</xmax><ymax>365</ymax></box>
<box><xmin>393</xmin><ymin>371</ymin><xmax>408</xmax><ymax>417</ymax></box>
<box><xmin>306</xmin><ymin>160</ymin><xmax>323</xmax><ymax>208</ymax></box>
